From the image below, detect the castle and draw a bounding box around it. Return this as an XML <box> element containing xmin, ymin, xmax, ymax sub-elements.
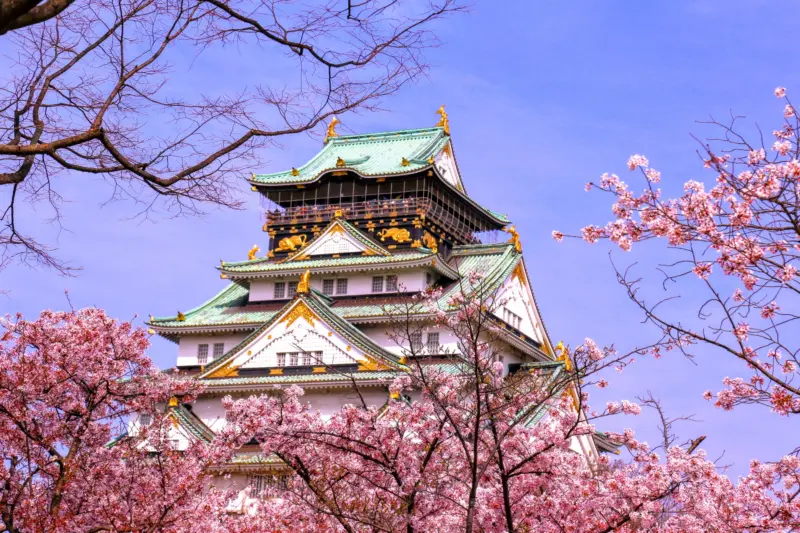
<box><xmin>146</xmin><ymin>109</ymin><xmax>611</xmax><ymax>499</ymax></box>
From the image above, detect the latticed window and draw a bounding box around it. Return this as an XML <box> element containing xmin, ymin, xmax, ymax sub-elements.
<box><xmin>287</xmin><ymin>281</ymin><xmax>298</xmax><ymax>298</ymax></box>
<box><xmin>371</xmin><ymin>276</ymin><xmax>384</xmax><ymax>293</ymax></box>
<box><xmin>197</xmin><ymin>344</ymin><xmax>209</xmax><ymax>365</ymax></box>
<box><xmin>410</xmin><ymin>332</ymin><xmax>423</xmax><ymax>353</ymax></box>
<box><xmin>213</xmin><ymin>343</ymin><xmax>224</xmax><ymax>359</ymax></box>
<box><xmin>248</xmin><ymin>474</ymin><xmax>290</xmax><ymax>499</ymax></box>
<box><xmin>301</xmin><ymin>351</ymin><xmax>320</xmax><ymax>366</ymax></box>
<box><xmin>323</xmin><ymin>279</ymin><xmax>335</xmax><ymax>295</ymax></box>
<box><xmin>386</xmin><ymin>275</ymin><xmax>398</xmax><ymax>292</ymax></box>
<box><xmin>426</xmin><ymin>332</ymin><xmax>440</xmax><ymax>353</ymax></box>
<box><xmin>139</xmin><ymin>413</ymin><xmax>152</xmax><ymax>427</ymax></box>
<box><xmin>274</xmin><ymin>282</ymin><xmax>286</xmax><ymax>299</ymax></box>
<box><xmin>277</xmin><ymin>353</ymin><xmax>286</xmax><ymax>367</ymax></box>
<box><xmin>336</xmin><ymin>278</ymin><xmax>348</xmax><ymax>295</ymax></box>
<box><xmin>289</xmin><ymin>352</ymin><xmax>299</xmax><ymax>366</ymax></box>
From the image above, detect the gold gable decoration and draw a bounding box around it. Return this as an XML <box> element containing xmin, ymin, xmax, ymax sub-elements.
<box><xmin>281</xmin><ymin>300</ymin><xmax>317</xmax><ymax>328</ymax></box>
<box><xmin>435</xmin><ymin>105</ymin><xmax>450</xmax><ymax>135</ymax></box>
<box><xmin>248</xmin><ymin>244</ymin><xmax>260</xmax><ymax>260</ymax></box>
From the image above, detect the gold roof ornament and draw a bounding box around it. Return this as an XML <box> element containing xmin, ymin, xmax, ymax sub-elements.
<box><xmin>297</xmin><ymin>269</ymin><xmax>311</xmax><ymax>294</ymax></box>
<box><xmin>176</xmin><ymin>311</ymin><xmax>186</xmax><ymax>322</ymax></box>
<box><xmin>325</xmin><ymin>116</ymin><xmax>340</xmax><ymax>143</ymax></box>
<box><xmin>555</xmin><ymin>341</ymin><xmax>573</xmax><ymax>371</ymax></box>
<box><xmin>291</xmin><ymin>167</ymin><xmax>300</xmax><ymax>176</ymax></box>
<box><xmin>248</xmin><ymin>244</ymin><xmax>260</xmax><ymax>261</ymax></box>
<box><xmin>401</xmin><ymin>157</ymin><xmax>410</xmax><ymax>167</ymax></box>
<box><xmin>251</xmin><ymin>185</ymin><xmax>257</xmax><ymax>191</ymax></box>
<box><xmin>336</xmin><ymin>156</ymin><xmax>346</xmax><ymax>168</ymax></box>
<box><xmin>506</xmin><ymin>226</ymin><xmax>522</xmax><ymax>253</ymax></box>
<box><xmin>147</xmin><ymin>328</ymin><xmax>155</xmax><ymax>335</ymax></box>
<box><xmin>168</xmin><ymin>397</ymin><xmax>179</xmax><ymax>407</ymax></box>
<box><xmin>435</xmin><ymin>105</ymin><xmax>450</xmax><ymax>135</ymax></box>
<box><xmin>334</xmin><ymin>208</ymin><xmax>344</xmax><ymax>219</ymax></box>
<box><xmin>427</xmin><ymin>155</ymin><xmax>435</xmax><ymax>164</ymax></box>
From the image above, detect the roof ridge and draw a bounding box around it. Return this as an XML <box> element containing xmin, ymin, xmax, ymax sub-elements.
<box><xmin>331</xmin><ymin>126</ymin><xmax>444</xmax><ymax>141</ymax></box>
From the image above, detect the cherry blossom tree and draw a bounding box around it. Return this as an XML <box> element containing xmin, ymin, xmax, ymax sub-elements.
<box><xmin>0</xmin><ymin>0</ymin><xmax>462</xmax><ymax>273</ymax></box>
<box><xmin>0</xmin><ymin>307</ymin><xmax>233</xmax><ymax>532</ymax></box>
<box><xmin>220</xmin><ymin>278</ymin><xmax>800</xmax><ymax>532</ymax></box>
<box><xmin>557</xmin><ymin>88</ymin><xmax>800</xmax><ymax>419</ymax></box>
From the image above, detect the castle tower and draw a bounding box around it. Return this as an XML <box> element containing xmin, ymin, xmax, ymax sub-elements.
<box><xmin>145</xmin><ymin>111</ymin><xmax>610</xmax><ymax>496</ymax></box>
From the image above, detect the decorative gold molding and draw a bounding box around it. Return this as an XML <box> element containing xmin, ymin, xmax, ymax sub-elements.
<box><xmin>281</xmin><ymin>301</ymin><xmax>317</xmax><ymax>328</ymax></box>
<box><xmin>423</xmin><ymin>231</ymin><xmax>438</xmax><ymax>253</ymax></box>
<box><xmin>277</xmin><ymin>234</ymin><xmax>307</xmax><ymax>251</ymax></box>
<box><xmin>377</xmin><ymin>228</ymin><xmax>411</xmax><ymax>243</ymax></box>
<box><xmin>312</xmin><ymin>367</ymin><xmax>327</xmax><ymax>374</ymax></box>
<box><xmin>269</xmin><ymin>368</ymin><xmax>284</xmax><ymax>375</ymax></box>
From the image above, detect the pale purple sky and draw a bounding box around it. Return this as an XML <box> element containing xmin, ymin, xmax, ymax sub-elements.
<box><xmin>3</xmin><ymin>1</ymin><xmax>799</xmax><ymax>478</ymax></box>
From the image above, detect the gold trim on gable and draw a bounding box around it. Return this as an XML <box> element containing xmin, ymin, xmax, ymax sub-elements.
<box><xmin>281</xmin><ymin>301</ymin><xmax>317</xmax><ymax>328</ymax></box>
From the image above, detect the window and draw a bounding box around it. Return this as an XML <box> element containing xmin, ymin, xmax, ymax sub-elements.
<box><xmin>301</xmin><ymin>351</ymin><xmax>312</xmax><ymax>366</ymax></box>
<box><xmin>371</xmin><ymin>276</ymin><xmax>384</xmax><ymax>293</ymax></box>
<box><xmin>385</xmin><ymin>275</ymin><xmax>398</xmax><ymax>292</ymax></box>
<box><xmin>289</xmin><ymin>352</ymin><xmax>299</xmax><ymax>366</ymax></box>
<box><xmin>503</xmin><ymin>308</ymin><xmax>522</xmax><ymax>330</ymax></box>
<box><xmin>425</xmin><ymin>272</ymin><xmax>433</xmax><ymax>287</ymax></box>
<box><xmin>274</xmin><ymin>281</ymin><xmax>286</xmax><ymax>299</ymax></box>
<box><xmin>323</xmin><ymin>279</ymin><xmax>335</xmax><ymax>295</ymax></box>
<box><xmin>277</xmin><ymin>353</ymin><xmax>286</xmax><ymax>367</ymax></box>
<box><xmin>336</xmin><ymin>278</ymin><xmax>348</xmax><ymax>295</ymax></box>
<box><xmin>287</xmin><ymin>281</ymin><xmax>298</xmax><ymax>298</ymax></box>
<box><xmin>410</xmin><ymin>332</ymin><xmax>423</xmax><ymax>353</ymax></box>
<box><xmin>197</xmin><ymin>343</ymin><xmax>209</xmax><ymax>365</ymax></box>
<box><xmin>168</xmin><ymin>438</ymin><xmax>180</xmax><ymax>450</ymax></box>
<box><xmin>426</xmin><ymin>332</ymin><xmax>440</xmax><ymax>354</ymax></box>
<box><xmin>248</xmin><ymin>475</ymin><xmax>290</xmax><ymax>499</ymax></box>
<box><xmin>140</xmin><ymin>413</ymin><xmax>153</xmax><ymax>427</ymax></box>
<box><xmin>213</xmin><ymin>343</ymin><xmax>225</xmax><ymax>359</ymax></box>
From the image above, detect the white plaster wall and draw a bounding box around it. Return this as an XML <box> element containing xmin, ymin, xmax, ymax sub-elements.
<box><xmin>359</xmin><ymin>326</ymin><xmax>459</xmax><ymax>357</ymax></box>
<box><xmin>494</xmin><ymin>275</ymin><xmax>543</xmax><ymax>343</ymax></box>
<box><xmin>248</xmin><ymin>270</ymin><xmax>429</xmax><ymax>302</ymax></box>
<box><xmin>177</xmin><ymin>334</ymin><xmax>248</xmax><ymax>367</ymax></box>
<box><xmin>192</xmin><ymin>387</ymin><xmax>391</xmax><ymax>431</ymax></box>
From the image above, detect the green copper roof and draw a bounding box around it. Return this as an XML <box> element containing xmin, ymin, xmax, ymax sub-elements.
<box><xmin>248</xmin><ymin>126</ymin><xmax>509</xmax><ymax>225</ymax></box>
<box><xmin>252</xmin><ymin>127</ymin><xmax>449</xmax><ymax>185</ymax></box>
<box><xmin>169</xmin><ymin>404</ymin><xmax>216</xmax><ymax>443</ymax></box>
<box><xmin>220</xmin><ymin>249</ymin><xmax>459</xmax><ymax>280</ymax></box>
<box><xmin>150</xmin><ymin>243</ymin><xmax>521</xmax><ymax>331</ymax></box>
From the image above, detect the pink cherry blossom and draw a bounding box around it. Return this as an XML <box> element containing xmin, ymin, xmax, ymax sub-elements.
<box><xmin>775</xmin><ymin>86</ymin><xmax>787</xmax><ymax>98</ymax></box>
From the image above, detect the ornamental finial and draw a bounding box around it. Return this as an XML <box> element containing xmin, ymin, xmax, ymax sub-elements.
<box><xmin>176</xmin><ymin>311</ymin><xmax>186</xmax><ymax>322</ymax></box>
<box><xmin>168</xmin><ymin>397</ymin><xmax>179</xmax><ymax>407</ymax></box>
<box><xmin>297</xmin><ymin>269</ymin><xmax>311</xmax><ymax>294</ymax></box>
<box><xmin>248</xmin><ymin>244</ymin><xmax>260</xmax><ymax>261</ymax></box>
<box><xmin>506</xmin><ymin>226</ymin><xmax>522</xmax><ymax>253</ymax></box>
<box><xmin>325</xmin><ymin>116</ymin><xmax>340</xmax><ymax>143</ymax></box>
<box><xmin>435</xmin><ymin>105</ymin><xmax>450</xmax><ymax>135</ymax></box>
<box><xmin>555</xmin><ymin>341</ymin><xmax>572</xmax><ymax>371</ymax></box>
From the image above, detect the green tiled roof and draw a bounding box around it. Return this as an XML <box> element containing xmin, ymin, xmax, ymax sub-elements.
<box><xmin>248</xmin><ymin>126</ymin><xmax>509</xmax><ymax>225</ymax></box>
<box><xmin>170</xmin><ymin>404</ymin><xmax>216</xmax><ymax>443</ymax></box>
<box><xmin>252</xmin><ymin>128</ymin><xmax>450</xmax><ymax>185</ymax></box>
<box><xmin>150</xmin><ymin>243</ymin><xmax>521</xmax><ymax>331</ymax></box>
<box><xmin>200</xmin><ymin>369</ymin><xmax>398</xmax><ymax>387</ymax></box>
<box><xmin>220</xmin><ymin>249</ymin><xmax>461</xmax><ymax>282</ymax></box>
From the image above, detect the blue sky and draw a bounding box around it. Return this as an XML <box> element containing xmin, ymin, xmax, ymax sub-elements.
<box><xmin>3</xmin><ymin>1</ymin><xmax>799</xmax><ymax>478</ymax></box>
